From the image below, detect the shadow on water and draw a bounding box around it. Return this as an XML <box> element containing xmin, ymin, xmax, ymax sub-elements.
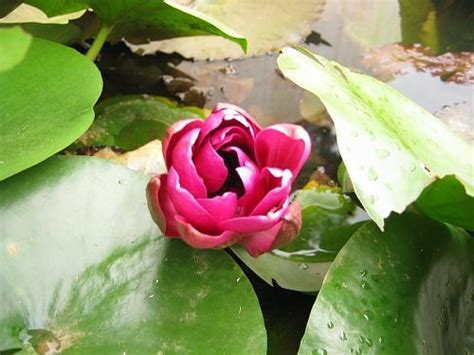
<box><xmin>94</xmin><ymin>1</ymin><xmax>473</xmax><ymax>352</ymax></box>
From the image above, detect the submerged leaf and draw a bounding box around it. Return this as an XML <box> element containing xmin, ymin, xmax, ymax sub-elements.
<box><xmin>278</xmin><ymin>47</ymin><xmax>474</xmax><ymax>228</ymax></box>
<box><xmin>75</xmin><ymin>95</ymin><xmax>205</xmax><ymax>151</ymax></box>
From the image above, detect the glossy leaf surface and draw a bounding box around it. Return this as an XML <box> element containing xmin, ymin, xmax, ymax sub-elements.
<box><xmin>300</xmin><ymin>213</ymin><xmax>474</xmax><ymax>354</ymax></box>
<box><xmin>0</xmin><ymin>156</ymin><xmax>266</xmax><ymax>354</ymax></box>
<box><xmin>278</xmin><ymin>47</ymin><xmax>474</xmax><ymax>229</ymax></box>
<box><xmin>0</xmin><ymin>33</ymin><xmax>102</xmax><ymax>180</ymax></box>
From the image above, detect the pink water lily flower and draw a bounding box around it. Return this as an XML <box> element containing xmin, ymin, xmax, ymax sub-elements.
<box><xmin>147</xmin><ymin>103</ymin><xmax>311</xmax><ymax>257</ymax></box>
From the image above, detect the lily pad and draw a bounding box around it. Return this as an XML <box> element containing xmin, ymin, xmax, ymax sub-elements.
<box><xmin>278</xmin><ymin>47</ymin><xmax>474</xmax><ymax>229</ymax></box>
<box><xmin>75</xmin><ymin>95</ymin><xmax>205</xmax><ymax>151</ymax></box>
<box><xmin>0</xmin><ymin>31</ymin><xmax>102</xmax><ymax>181</ymax></box>
<box><xmin>299</xmin><ymin>212</ymin><xmax>474</xmax><ymax>354</ymax></box>
<box><xmin>25</xmin><ymin>0</ymin><xmax>247</xmax><ymax>52</ymax></box>
<box><xmin>416</xmin><ymin>175</ymin><xmax>474</xmax><ymax>231</ymax></box>
<box><xmin>0</xmin><ymin>26</ymin><xmax>32</xmax><ymax>72</ymax></box>
<box><xmin>0</xmin><ymin>156</ymin><xmax>266</xmax><ymax>354</ymax></box>
<box><xmin>232</xmin><ymin>188</ymin><xmax>368</xmax><ymax>292</ymax></box>
<box><xmin>127</xmin><ymin>0</ymin><xmax>326</xmax><ymax>60</ymax></box>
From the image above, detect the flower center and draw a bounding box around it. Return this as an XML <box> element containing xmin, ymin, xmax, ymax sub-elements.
<box><xmin>210</xmin><ymin>150</ymin><xmax>245</xmax><ymax>198</ymax></box>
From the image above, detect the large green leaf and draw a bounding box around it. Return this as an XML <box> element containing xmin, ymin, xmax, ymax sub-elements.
<box><xmin>75</xmin><ymin>95</ymin><xmax>205</xmax><ymax>151</ymax></box>
<box><xmin>415</xmin><ymin>175</ymin><xmax>474</xmax><ymax>231</ymax></box>
<box><xmin>0</xmin><ymin>30</ymin><xmax>102</xmax><ymax>181</ymax></box>
<box><xmin>299</xmin><ymin>213</ymin><xmax>474</xmax><ymax>354</ymax></box>
<box><xmin>277</xmin><ymin>47</ymin><xmax>474</xmax><ymax>229</ymax></box>
<box><xmin>0</xmin><ymin>26</ymin><xmax>32</xmax><ymax>72</ymax></box>
<box><xmin>0</xmin><ymin>156</ymin><xmax>266</xmax><ymax>353</ymax></box>
<box><xmin>25</xmin><ymin>0</ymin><xmax>247</xmax><ymax>51</ymax></box>
<box><xmin>232</xmin><ymin>188</ymin><xmax>368</xmax><ymax>292</ymax></box>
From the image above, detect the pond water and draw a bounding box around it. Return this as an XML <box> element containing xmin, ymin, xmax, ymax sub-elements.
<box><xmin>95</xmin><ymin>1</ymin><xmax>473</xmax><ymax>353</ymax></box>
<box><xmin>98</xmin><ymin>0</ymin><xmax>472</xmax><ymax>182</ymax></box>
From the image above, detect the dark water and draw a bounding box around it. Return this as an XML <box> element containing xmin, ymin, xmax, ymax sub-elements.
<box><xmin>95</xmin><ymin>1</ymin><xmax>473</xmax><ymax>353</ymax></box>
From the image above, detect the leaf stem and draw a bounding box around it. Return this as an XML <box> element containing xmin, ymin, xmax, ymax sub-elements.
<box><xmin>85</xmin><ymin>23</ymin><xmax>112</xmax><ymax>61</ymax></box>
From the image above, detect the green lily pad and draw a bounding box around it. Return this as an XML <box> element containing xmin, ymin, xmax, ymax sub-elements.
<box><xmin>0</xmin><ymin>26</ymin><xmax>32</xmax><ymax>72</ymax></box>
<box><xmin>299</xmin><ymin>212</ymin><xmax>474</xmax><ymax>354</ymax></box>
<box><xmin>278</xmin><ymin>47</ymin><xmax>474</xmax><ymax>229</ymax></box>
<box><xmin>0</xmin><ymin>156</ymin><xmax>266</xmax><ymax>353</ymax></box>
<box><xmin>75</xmin><ymin>95</ymin><xmax>205</xmax><ymax>151</ymax></box>
<box><xmin>25</xmin><ymin>0</ymin><xmax>247</xmax><ymax>51</ymax></box>
<box><xmin>416</xmin><ymin>175</ymin><xmax>474</xmax><ymax>231</ymax></box>
<box><xmin>232</xmin><ymin>188</ymin><xmax>368</xmax><ymax>292</ymax></box>
<box><xmin>0</xmin><ymin>31</ymin><xmax>102</xmax><ymax>181</ymax></box>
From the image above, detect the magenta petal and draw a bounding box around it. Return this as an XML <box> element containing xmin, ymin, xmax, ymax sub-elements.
<box><xmin>251</xmin><ymin>168</ymin><xmax>292</xmax><ymax>216</ymax></box>
<box><xmin>163</xmin><ymin>119</ymin><xmax>203</xmax><ymax>168</ymax></box>
<box><xmin>255</xmin><ymin>124</ymin><xmax>311</xmax><ymax>177</ymax></box>
<box><xmin>176</xmin><ymin>216</ymin><xmax>241</xmax><ymax>249</ymax></box>
<box><xmin>220</xmin><ymin>214</ymin><xmax>281</xmax><ymax>234</ymax></box>
<box><xmin>197</xmin><ymin>103</ymin><xmax>261</xmax><ymax>147</ymax></box>
<box><xmin>146</xmin><ymin>174</ymin><xmax>179</xmax><ymax>236</ymax></box>
<box><xmin>235</xmin><ymin>161</ymin><xmax>261</xmax><ymax>214</ymax></box>
<box><xmin>194</xmin><ymin>140</ymin><xmax>227</xmax><ymax>193</ymax></box>
<box><xmin>210</xmin><ymin>126</ymin><xmax>254</xmax><ymax>152</ymax></box>
<box><xmin>197</xmin><ymin>192</ymin><xmax>238</xmax><ymax>223</ymax></box>
<box><xmin>167</xmin><ymin>168</ymin><xmax>219</xmax><ymax>234</ymax></box>
<box><xmin>171</xmin><ymin>127</ymin><xmax>207</xmax><ymax>198</ymax></box>
<box><xmin>239</xmin><ymin>202</ymin><xmax>302</xmax><ymax>257</ymax></box>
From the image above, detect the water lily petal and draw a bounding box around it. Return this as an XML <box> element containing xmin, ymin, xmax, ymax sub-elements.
<box><xmin>168</xmin><ymin>168</ymin><xmax>219</xmax><ymax>234</ymax></box>
<box><xmin>176</xmin><ymin>216</ymin><xmax>241</xmax><ymax>249</ymax></box>
<box><xmin>251</xmin><ymin>168</ymin><xmax>293</xmax><ymax>216</ymax></box>
<box><xmin>171</xmin><ymin>127</ymin><xmax>207</xmax><ymax>198</ymax></box>
<box><xmin>255</xmin><ymin>124</ymin><xmax>311</xmax><ymax>177</ymax></box>
<box><xmin>220</xmin><ymin>214</ymin><xmax>282</xmax><ymax>234</ymax></box>
<box><xmin>163</xmin><ymin>119</ymin><xmax>203</xmax><ymax>168</ymax></box>
<box><xmin>194</xmin><ymin>139</ymin><xmax>228</xmax><ymax>193</ymax></box>
<box><xmin>197</xmin><ymin>103</ymin><xmax>261</xmax><ymax>147</ymax></box>
<box><xmin>197</xmin><ymin>192</ymin><xmax>238</xmax><ymax>223</ymax></box>
<box><xmin>239</xmin><ymin>202</ymin><xmax>302</xmax><ymax>257</ymax></box>
<box><xmin>146</xmin><ymin>174</ymin><xmax>179</xmax><ymax>236</ymax></box>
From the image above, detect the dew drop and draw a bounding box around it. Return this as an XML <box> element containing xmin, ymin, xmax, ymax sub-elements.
<box><xmin>326</xmin><ymin>321</ymin><xmax>334</xmax><ymax>329</ymax></box>
<box><xmin>359</xmin><ymin>269</ymin><xmax>367</xmax><ymax>277</ymax></box>
<box><xmin>339</xmin><ymin>330</ymin><xmax>347</xmax><ymax>341</ymax></box>
<box><xmin>361</xmin><ymin>281</ymin><xmax>370</xmax><ymax>290</ymax></box>
<box><xmin>363</xmin><ymin>313</ymin><xmax>370</xmax><ymax>321</ymax></box>
<box><xmin>409</xmin><ymin>163</ymin><xmax>417</xmax><ymax>172</ymax></box>
<box><xmin>313</xmin><ymin>349</ymin><xmax>327</xmax><ymax>355</ymax></box>
<box><xmin>378</xmin><ymin>336</ymin><xmax>384</xmax><ymax>344</ymax></box>
<box><xmin>376</xmin><ymin>149</ymin><xmax>390</xmax><ymax>159</ymax></box>
<box><xmin>236</xmin><ymin>277</ymin><xmax>242</xmax><ymax>283</ymax></box>
<box><xmin>368</xmin><ymin>168</ymin><xmax>379</xmax><ymax>181</ymax></box>
<box><xmin>299</xmin><ymin>263</ymin><xmax>309</xmax><ymax>270</ymax></box>
<box><xmin>365</xmin><ymin>337</ymin><xmax>373</xmax><ymax>347</ymax></box>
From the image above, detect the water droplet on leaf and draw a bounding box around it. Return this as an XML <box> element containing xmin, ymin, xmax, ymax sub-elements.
<box><xmin>299</xmin><ymin>263</ymin><xmax>309</xmax><ymax>270</ymax></box>
<box><xmin>376</xmin><ymin>149</ymin><xmax>389</xmax><ymax>159</ymax></box>
<box><xmin>339</xmin><ymin>331</ymin><xmax>347</xmax><ymax>341</ymax></box>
